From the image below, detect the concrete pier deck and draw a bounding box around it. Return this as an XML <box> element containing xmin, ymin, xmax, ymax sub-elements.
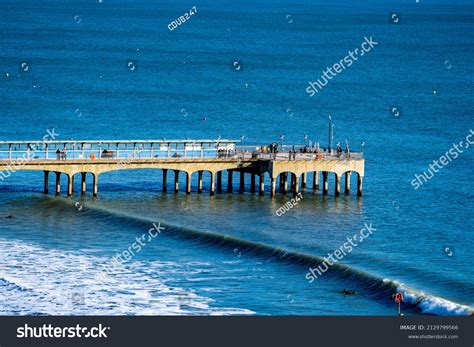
<box><xmin>0</xmin><ymin>139</ymin><xmax>364</xmax><ymax>197</ymax></box>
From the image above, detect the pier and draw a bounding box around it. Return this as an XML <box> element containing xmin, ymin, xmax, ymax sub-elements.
<box><xmin>0</xmin><ymin>139</ymin><xmax>364</xmax><ymax>197</ymax></box>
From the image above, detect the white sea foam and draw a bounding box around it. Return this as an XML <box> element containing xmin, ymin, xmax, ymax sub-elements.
<box><xmin>383</xmin><ymin>279</ymin><xmax>473</xmax><ymax>316</ymax></box>
<box><xmin>0</xmin><ymin>239</ymin><xmax>254</xmax><ymax>315</ymax></box>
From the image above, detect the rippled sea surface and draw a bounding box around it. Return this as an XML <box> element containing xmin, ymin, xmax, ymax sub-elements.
<box><xmin>0</xmin><ymin>0</ymin><xmax>472</xmax><ymax>315</ymax></box>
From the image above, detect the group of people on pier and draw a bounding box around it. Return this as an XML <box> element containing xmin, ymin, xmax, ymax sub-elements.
<box><xmin>55</xmin><ymin>148</ymin><xmax>67</xmax><ymax>160</ymax></box>
<box><xmin>217</xmin><ymin>148</ymin><xmax>237</xmax><ymax>158</ymax></box>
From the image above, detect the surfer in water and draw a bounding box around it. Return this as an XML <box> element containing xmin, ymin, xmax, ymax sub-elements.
<box><xmin>342</xmin><ymin>289</ymin><xmax>357</xmax><ymax>295</ymax></box>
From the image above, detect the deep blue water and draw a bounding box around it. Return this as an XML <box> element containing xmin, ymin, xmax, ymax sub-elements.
<box><xmin>0</xmin><ymin>0</ymin><xmax>472</xmax><ymax>315</ymax></box>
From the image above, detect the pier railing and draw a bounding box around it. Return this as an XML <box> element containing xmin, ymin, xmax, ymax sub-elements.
<box><xmin>0</xmin><ymin>141</ymin><xmax>363</xmax><ymax>162</ymax></box>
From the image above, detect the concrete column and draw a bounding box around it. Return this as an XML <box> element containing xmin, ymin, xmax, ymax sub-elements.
<box><xmin>162</xmin><ymin>169</ymin><xmax>168</xmax><ymax>192</ymax></box>
<box><xmin>357</xmin><ymin>174</ymin><xmax>363</xmax><ymax>196</ymax></box>
<box><xmin>227</xmin><ymin>170</ymin><xmax>233</xmax><ymax>193</ymax></box>
<box><xmin>186</xmin><ymin>172</ymin><xmax>191</xmax><ymax>194</ymax></box>
<box><xmin>250</xmin><ymin>173</ymin><xmax>256</xmax><ymax>193</ymax></box>
<box><xmin>55</xmin><ymin>172</ymin><xmax>61</xmax><ymax>195</ymax></box>
<box><xmin>271</xmin><ymin>177</ymin><xmax>276</xmax><ymax>197</ymax></box>
<box><xmin>210</xmin><ymin>172</ymin><xmax>215</xmax><ymax>196</ymax></box>
<box><xmin>294</xmin><ymin>175</ymin><xmax>300</xmax><ymax>195</ymax></box>
<box><xmin>322</xmin><ymin>171</ymin><xmax>328</xmax><ymax>195</ymax></box>
<box><xmin>92</xmin><ymin>174</ymin><xmax>98</xmax><ymax>197</ymax></box>
<box><xmin>313</xmin><ymin>171</ymin><xmax>319</xmax><ymax>191</ymax></box>
<box><xmin>345</xmin><ymin>172</ymin><xmax>351</xmax><ymax>195</ymax></box>
<box><xmin>81</xmin><ymin>172</ymin><xmax>87</xmax><ymax>195</ymax></box>
<box><xmin>197</xmin><ymin>171</ymin><xmax>203</xmax><ymax>193</ymax></box>
<box><xmin>282</xmin><ymin>173</ymin><xmax>288</xmax><ymax>194</ymax></box>
<box><xmin>335</xmin><ymin>173</ymin><xmax>340</xmax><ymax>196</ymax></box>
<box><xmin>259</xmin><ymin>174</ymin><xmax>265</xmax><ymax>195</ymax></box>
<box><xmin>239</xmin><ymin>171</ymin><xmax>245</xmax><ymax>193</ymax></box>
<box><xmin>217</xmin><ymin>171</ymin><xmax>222</xmax><ymax>193</ymax></box>
<box><xmin>174</xmin><ymin>170</ymin><xmax>179</xmax><ymax>193</ymax></box>
<box><xmin>290</xmin><ymin>173</ymin><xmax>295</xmax><ymax>191</ymax></box>
<box><xmin>43</xmin><ymin>171</ymin><xmax>49</xmax><ymax>194</ymax></box>
<box><xmin>279</xmin><ymin>173</ymin><xmax>284</xmax><ymax>192</ymax></box>
<box><xmin>67</xmin><ymin>175</ymin><xmax>73</xmax><ymax>197</ymax></box>
<box><xmin>301</xmin><ymin>173</ymin><xmax>307</xmax><ymax>189</ymax></box>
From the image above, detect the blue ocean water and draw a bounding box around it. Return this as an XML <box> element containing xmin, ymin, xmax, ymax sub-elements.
<box><xmin>0</xmin><ymin>0</ymin><xmax>472</xmax><ymax>315</ymax></box>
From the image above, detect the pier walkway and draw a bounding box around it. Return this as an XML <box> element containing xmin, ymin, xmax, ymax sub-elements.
<box><xmin>0</xmin><ymin>139</ymin><xmax>364</xmax><ymax>197</ymax></box>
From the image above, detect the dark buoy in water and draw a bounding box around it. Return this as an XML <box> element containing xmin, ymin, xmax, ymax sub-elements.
<box><xmin>342</xmin><ymin>289</ymin><xmax>357</xmax><ymax>295</ymax></box>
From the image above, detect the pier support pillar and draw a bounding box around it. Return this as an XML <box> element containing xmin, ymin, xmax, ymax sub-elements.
<box><xmin>186</xmin><ymin>172</ymin><xmax>191</xmax><ymax>194</ymax></box>
<box><xmin>197</xmin><ymin>171</ymin><xmax>203</xmax><ymax>193</ymax></box>
<box><xmin>217</xmin><ymin>171</ymin><xmax>222</xmax><ymax>193</ymax></box>
<box><xmin>322</xmin><ymin>171</ymin><xmax>328</xmax><ymax>195</ymax></box>
<box><xmin>67</xmin><ymin>175</ymin><xmax>73</xmax><ymax>197</ymax></box>
<box><xmin>313</xmin><ymin>171</ymin><xmax>319</xmax><ymax>191</ymax></box>
<box><xmin>345</xmin><ymin>172</ymin><xmax>351</xmax><ymax>195</ymax></box>
<box><xmin>81</xmin><ymin>172</ymin><xmax>87</xmax><ymax>195</ymax></box>
<box><xmin>162</xmin><ymin>169</ymin><xmax>168</xmax><ymax>192</ymax></box>
<box><xmin>92</xmin><ymin>174</ymin><xmax>98</xmax><ymax>197</ymax></box>
<box><xmin>294</xmin><ymin>175</ymin><xmax>300</xmax><ymax>195</ymax></box>
<box><xmin>250</xmin><ymin>173</ymin><xmax>256</xmax><ymax>193</ymax></box>
<box><xmin>271</xmin><ymin>177</ymin><xmax>276</xmax><ymax>197</ymax></box>
<box><xmin>174</xmin><ymin>170</ymin><xmax>179</xmax><ymax>193</ymax></box>
<box><xmin>282</xmin><ymin>173</ymin><xmax>288</xmax><ymax>194</ymax></box>
<box><xmin>210</xmin><ymin>172</ymin><xmax>215</xmax><ymax>196</ymax></box>
<box><xmin>55</xmin><ymin>172</ymin><xmax>61</xmax><ymax>195</ymax></box>
<box><xmin>357</xmin><ymin>174</ymin><xmax>363</xmax><ymax>197</ymax></box>
<box><xmin>239</xmin><ymin>172</ymin><xmax>245</xmax><ymax>193</ymax></box>
<box><xmin>301</xmin><ymin>173</ymin><xmax>307</xmax><ymax>190</ymax></box>
<box><xmin>43</xmin><ymin>171</ymin><xmax>49</xmax><ymax>194</ymax></box>
<box><xmin>335</xmin><ymin>174</ymin><xmax>341</xmax><ymax>196</ymax></box>
<box><xmin>259</xmin><ymin>174</ymin><xmax>264</xmax><ymax>195</ymax></box>
<box><xmin>279</xmin><ymin>173</ymin><xmax>284</xmax><ymax>192</ymax></box>
<box><xmin>227</xmin><ymin>170</ymin><xmax>233</xmax><ymax>193</ymax></box>
<box><xmin>290</xmin><ymin>173</ymin><xmax>295</xmax><ymax>191</ymax></box>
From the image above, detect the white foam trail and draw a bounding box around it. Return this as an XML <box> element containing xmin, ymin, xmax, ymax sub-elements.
<box><xmin>383</xmin><ymin>279</ymin><xmax>473</xmax><ymax>316</ymax></box>
<box><xmin>0</xmin><ymin>239</ymin><xmax>254</xmax><ymax>315</ymax></box>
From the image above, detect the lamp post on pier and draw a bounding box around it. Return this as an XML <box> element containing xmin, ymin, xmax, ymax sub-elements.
<box><xmin>328</xmin><ymin>116</ymin><xmax>334</xmax><ymax>155</ymax></box>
